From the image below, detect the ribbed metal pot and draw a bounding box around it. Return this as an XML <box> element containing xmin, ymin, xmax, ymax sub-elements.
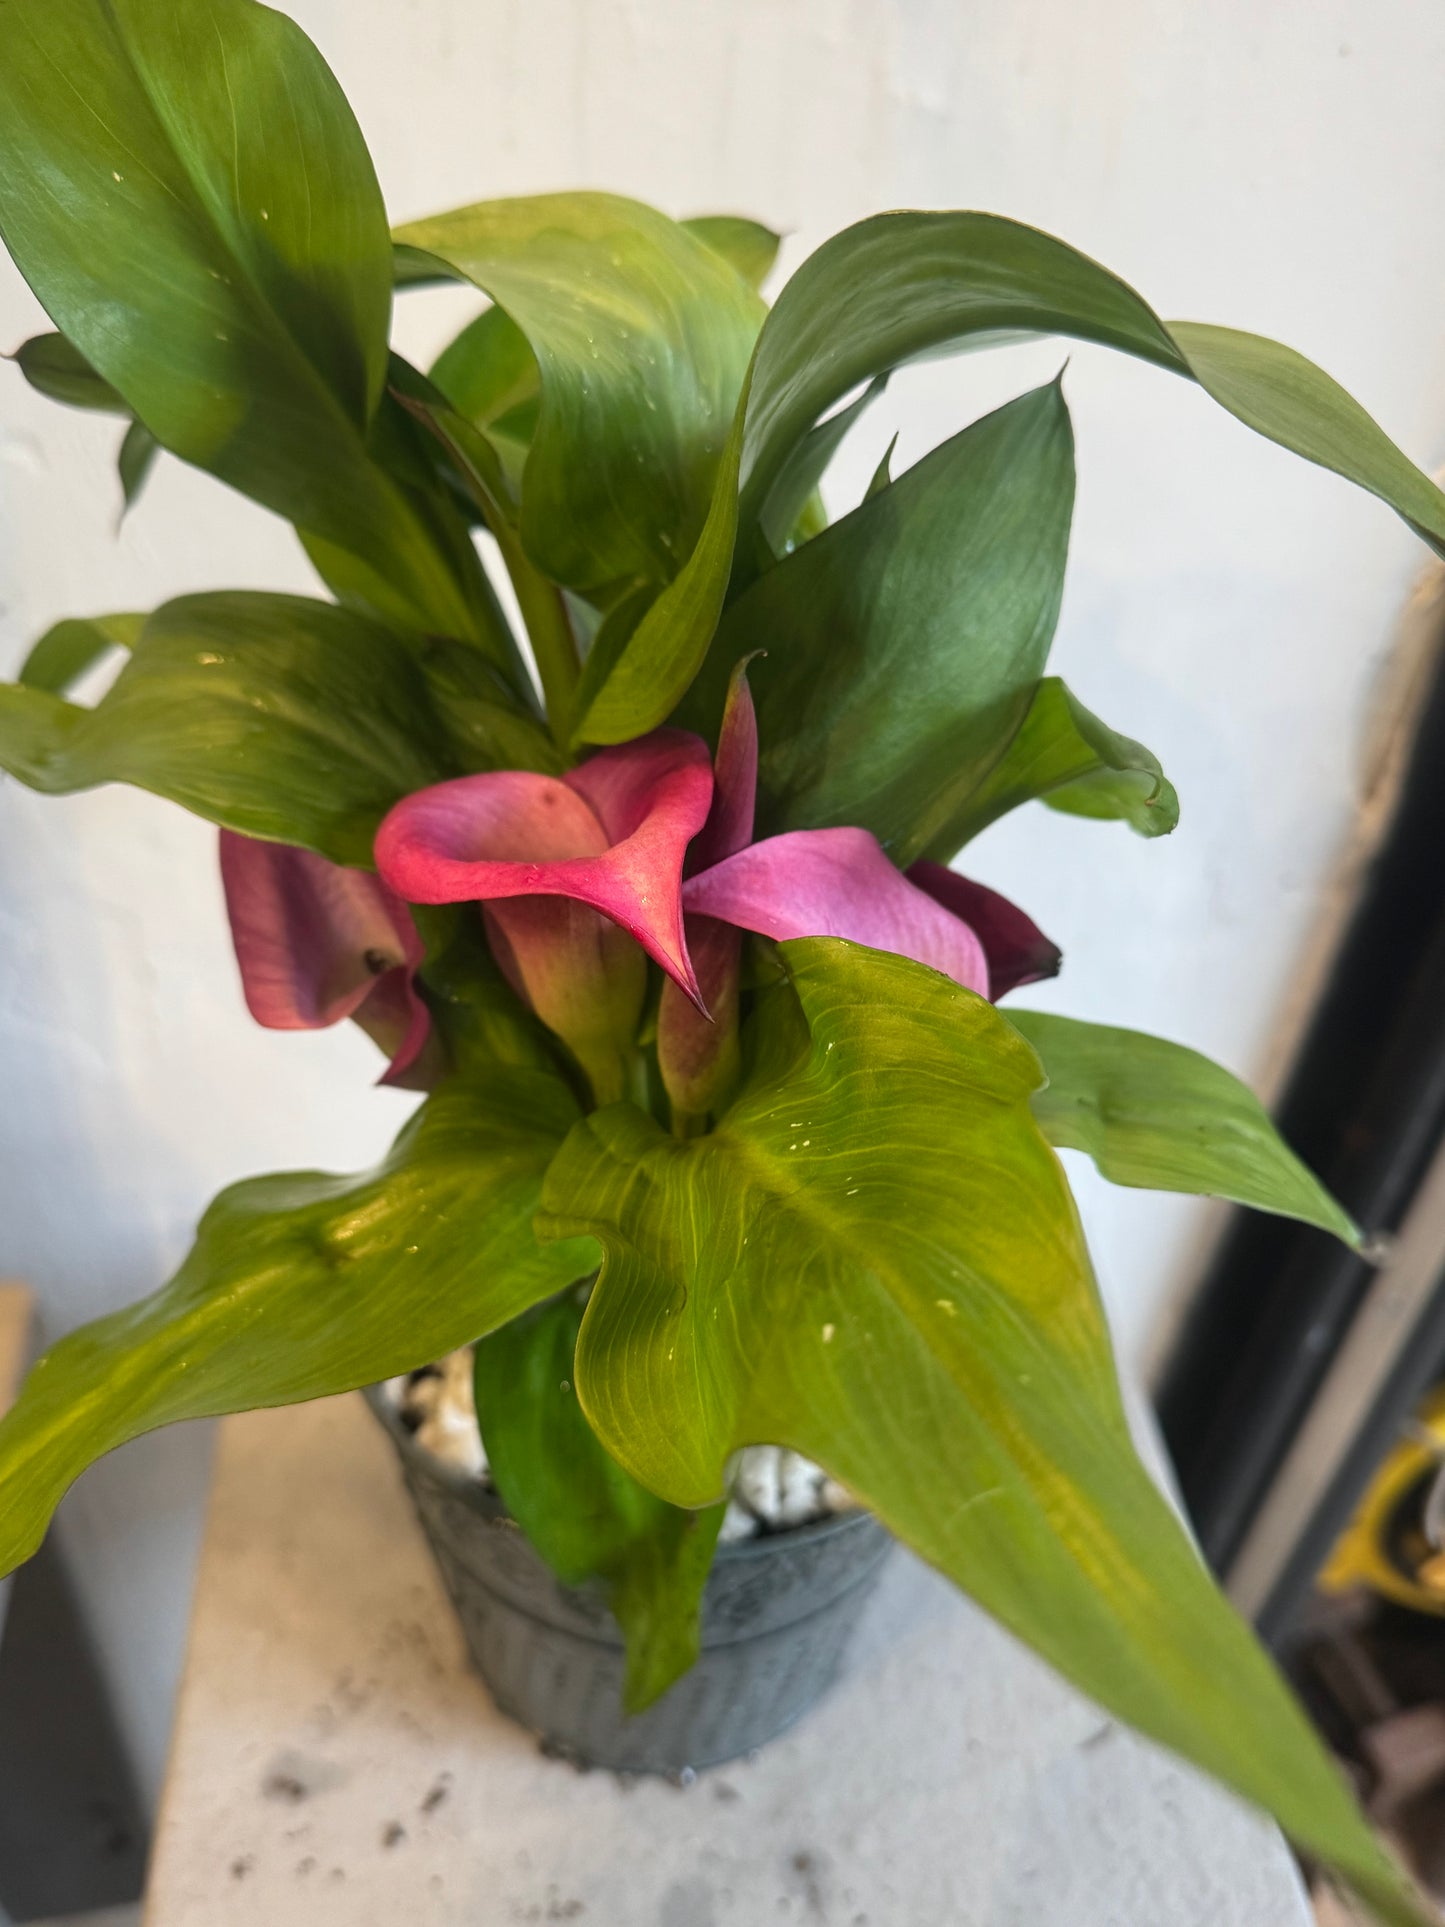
<box><xmin>365</xmin><ymin>1386</ymin><xmax>892</xmax><ymax>1773</ymax></box>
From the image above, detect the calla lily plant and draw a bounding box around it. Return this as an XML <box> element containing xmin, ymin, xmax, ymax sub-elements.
<box><xmin>1</xmin><ymin>2</ymin><xmax>1443</xmax><ymax>1919</ymax></box>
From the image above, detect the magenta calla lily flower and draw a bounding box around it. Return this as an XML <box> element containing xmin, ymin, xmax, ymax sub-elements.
<box><xmin>368</xmin><ymin>671</ymin><xmax>1058</xmax><ymax>1110</ymax></box>
<box><xmin>219</xmin><ymin>831</ymin><xmax>432</xmax><ymax>1088</ymax></box>
<box><xmin>374</xmin><ymin>732</ymin><xmax>714</xmax><ymax>1100</ymax></box>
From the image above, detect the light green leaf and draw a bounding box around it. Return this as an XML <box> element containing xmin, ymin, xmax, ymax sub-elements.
<box><xmin>935</xmin><ymin>676</ymin><xmax>1179</xmax><ymax>851</ymax></box>
<box><xmin>0</xmin><ymin>1069</ymin><xmax>596</xmax><ymax>1580</ymax></box>
<box><xmin>681</xmin><ymin>214</ymin><xmax>781</xmax><ymax>293</ymax></box>
<box><xmin>540</xmin><ymin>939</ymin><xmax>1420</xmax><ymax>1925</ymax></box>
<box><xmin>684</xmin><ymin>382</ymin><xmax>1075</xmax><ymax>865</ymax></box>
<box><xmin>580</xmin><ymin>209</ymin><xmax>1445</xmax><ymax>744</ymax></box>
<box><xmin>0</xmin><ymin>592</ymin><xmax>535</xmax><ymax>865</ymax></box>
<box><xmin>0</xmin><ymin>0</ymin><xmax>499</xmax><ymax>653</ymax></box>
<box><xmin>393</xmin><ymin>192</ymin><xmax>764</xmax><ymax>600</ymax></box>
<box><xmin>1008</xmin><ymin>1009</ymin><xmax>1358</xmax><ymax>1245</ymax></box>
<box><xmin>474</xmin><ymin>1293</ymin><xmax>723</xmax><ymax>1712</ymax></box>
<box><xmin>17</xmin><ymin>613</ymin><xmax>142</xmax><ymax>696</ymax></box>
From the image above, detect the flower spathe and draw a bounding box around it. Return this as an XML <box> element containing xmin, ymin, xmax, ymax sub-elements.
<box><xmin>370</xmin><ymin>668</ymin><xmax>1059</xmax><ymax>1111</ymax></box>
<box><xmin>219</xmin><ymin>831</ymin><xmax>432</xmax><ymax>1088</ymax></box>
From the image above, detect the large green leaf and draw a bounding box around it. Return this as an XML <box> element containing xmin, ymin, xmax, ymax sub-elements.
<box><xmin>684</xmin><ymin>381</ymin><xmax>1074</xmax><ymax>864</ymax></box>
<box><xmin>0</xmin><ymin>1068</ymin><xmax>596</xmax><ymax>1580</ymax></box>
<box><xmin>579</xmin><ymin>209</ymin><xmax>1445</xmax><ymax>745</ymax></box>
<box><xmin>421</xmin><ymin>211</ymin><xmax>776</xmax><ymax>483</ymax></box>
<box><xmin>0</xmin><ymin>593</ymin><xmax>549</xmax><ymax>865</ymax></box>
<box><xmin>0</xmin><ymin>0</ymin><xmax>498</xmax><ymax>652</ymax></box>
<box><xmin>393</xmin><ymin>193</ymin><xmax>764</xmax><ymax>601</ymax></box>
<box><xmin>1008</xmin><ymin>1009</ymin><xmax>1358</xmax><ymax>1245</ymax></box>
<box><xmin>933</xmin><ymin>676</ymin><xmax>1179</xmax><ymax>852</ymax></box>
<box><xmin>540</xmin><ymin>939</ymin><xmax>1420</xmax><ymax>1924</ymax></box>
<box><xmin>474</xmin><ymin>1293</ymin><xmax>724</xmax><ymax>1712</ymax></box>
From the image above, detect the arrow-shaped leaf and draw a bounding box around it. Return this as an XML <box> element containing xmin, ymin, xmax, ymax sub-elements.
<box><xmin>542</xmin><ymin>938</ymin><xmax>1420</xmax><ymax>1925</ymax></box>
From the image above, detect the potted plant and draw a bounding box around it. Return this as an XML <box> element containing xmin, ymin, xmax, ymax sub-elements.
<box><xmin>0</xmin><ymin>0</ymin><xmax>1441</xmax><ymax>1917</ymax></box>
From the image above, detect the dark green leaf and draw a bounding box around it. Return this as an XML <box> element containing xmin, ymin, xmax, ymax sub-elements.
<box><xmin>17</xmin><ymin>613</ymin><xmax>141</xmax><ymax>696</ymax></box>
<box><xmin>117</xmin><ymin>418</ymin><xmax>159</xmax><ymax>513</ymax></box>
<box><xmin>8</xmin><ymin>331</ymin><xmax>128</xmax><ymax>413</ymax></box>
<box><xmin>474</xmin><ymin>1294</ymin><xmax>723</xmax><ymax>1712</ymax></box>
<box><xmin>393</xmin><ymin>193</ymin><xmax>764</xmax><ymax>600</ymax></box>
<box><xmin>540</xmin><ymin>939</ymin><xmax>1419</xmax><ymax>1925</ymax></box>
<box><xmin>864</xmin><ymin>434</ymin><xmax>898</xmax><ymax>502</ymax></box>
<box><xmin>1008</xmin><ymin>1009</ymin><xmax>1358</xmax><ymax>1245</ymax></box>
<box><xmin>681</xmin><ymin>214</ymin><xmax>781</xmax><ymax>292</ymax></box>
<box><xmin>579</xmin><ymin>209</ymin><xmax>1445</xmax><ymax>744</ymax></box>
<box><xmin>685</xmin><ymin>382</ymin><xmax>1075</xmax><ymax>865</ymax></box>
<box><xmin>0</xmin><ymin>1069</ymin><xmax>596</xmax><ymax>1580</ymax></box>
<box><xmin>757</xmin><ymin>375</ymin><xmax>886</xmax><ymax>556</ymax></box>
<box><xmin>933</xmin><ymin>676</ymin><xmax>1179</xmax><ymax>851</ymax></box>
<box><xmin>0</xmin><ymin>0</ymin><xmax>499</xmax><ymax>652</ymax></box>
<box><xmin>734</xmin><ymin>213</ymin><xmax>1445</xmax><ymax>549</ymax></box>
<box><xmin>0</xmin><ymin>593</ymin><xmax>494</xmax><ymax>865</ymax></box>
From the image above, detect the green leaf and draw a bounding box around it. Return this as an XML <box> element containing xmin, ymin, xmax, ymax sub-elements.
<box><xmin>1007</xmin><ymin>1009</ymin><xmax>1359</xmax><ymax>1245</ymax></box>
<box><xmin>864</xmin><ymin>434</ymin><xmax>898</xmax><ymax>502</ymax></box>
<box><xmin>0</xmin><ymin>593</ymin><xmax>489</xmax><ymax>865</ymax></box>
<box><xmin>540</xmin><ymin>939</ymin><xmax>1420</xmax><ymax>1925</ymax></box>
<box><xmin>474</xmin><ymin>1294</ymin><xmax>723</xmax><ymax>1713</ymax></box>
<box><xmin>0</xmin><ymin>1068</ymin><xmax>596</xmax><ymax>1581</ymax></box>
<box><xmin>934</xmin><ymin>676</ymin><xmax>1179</xmax><ymax>851</ymax></box>
<box><xmin>0</xmin><ymin>0</ymin><xmax>498</xmax><ymax>652</ymax></box>
<box><xmin>8</xmin><ymin>331</ymin><xmax>129</xmax><ymax>413</ymax></box>
<box><xmin>681</xmin><ymin>214</ymin><xmax>781</xmax><ymax>293</ymax></box>
<box><xmin>685</xmin><ymin>382</ymin><xmax>1075</xmax><ymax>865</ymax></box>
<box><xmin>734</xmin><ymin>213</ymin><xmax>1445</xmax><ymax>550</ymax></box>
<box><xmin>579</xmin><ymin>209</ymin><xmax>1445</xmax><ymax>745</ymax></box>
<box><xmin>17</xmin><ymin>613</ymin><xmax>141</xmax><ymax>696</ymax></box>
<box><xmin>756</xmin><ymin>374</ymin><xmax>886</xmax><ymax>557</ymax></box>
<box><xmin>393</xmin><ymin>192</ymin><xmax>764</xmax><ymax>601</ymax></box>
<box><xmin>117</xmin><ymin>418</ymin><xmax>160</xmax><ymax>513</ymax></box>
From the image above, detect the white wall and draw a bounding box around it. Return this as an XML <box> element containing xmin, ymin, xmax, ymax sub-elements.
<box><xmin>3</xmin><ymin>0</ymin><xmax>1444</xmax><ymax>1808</ymax></box>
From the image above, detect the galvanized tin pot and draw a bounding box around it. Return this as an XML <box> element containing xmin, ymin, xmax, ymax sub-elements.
<box><xmin>365</xmin><ymin>1385</ymin><xmax>891</xmax><ymax>1773</ymax></box>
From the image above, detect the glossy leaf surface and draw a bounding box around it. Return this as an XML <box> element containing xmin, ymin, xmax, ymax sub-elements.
<box><xmin>1008</xmin><ymin>1009</ymin><xmax>1359</xmax><ymax>1244</ymax></box>
<box><xmin>474</xmin><ymin>1293</ymin><xmax>723</xmax><ymax>1712</ymax></box>
<box><xmin>541</xmin><ymin>938</ymin><xmax>1419</xmax><ymax>1923</ymax></box>
<box><xmin>687</xmin><ymin>382</ymin><xmax>1075</xmax><ymax>864</ymax></box>
<box><xmin>934</xmin><ymin>676</ymin><xmax>1179</xmax><ymax>852</ymax></box>
<box><xmin>0</xmin><ymin>594</ymin><xmax>472</xmax><ymax>865</ymax></box>
<box><xmin>0</xmin><ymin>1069</ymin><xmax>596</xmax><ymax>1579</ymax></box>
<box><xmin>393</xmin><ymin>193</ymin><xmax>763</xmax><ymax>600</ymax></box>
<box><xmin>0</xmin><ymin>0</ymin><xmax>493</xmax><ymax>647</ymax></box>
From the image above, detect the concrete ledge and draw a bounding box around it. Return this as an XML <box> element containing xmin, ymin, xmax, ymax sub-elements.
<box><xmin>145</xmin><ymin>1391</ymin><xmax>1312</xmax><ymax>1925</ymax></box>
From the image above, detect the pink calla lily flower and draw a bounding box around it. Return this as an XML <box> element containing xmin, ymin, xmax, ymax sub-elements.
<box><xmin>374</xmin><ymin>732</ymin><xmax>714</xmax><ymax>1100</ymax></box>
<box><xmin>219</xmin><ymin>831</ymin><xmax>432</xmax><ymax>1088</ymax></box>
<box><xmin>368</xmin><ymin>669</ymin><xmax>1059</xmax><ymax>1110</ymax></box>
